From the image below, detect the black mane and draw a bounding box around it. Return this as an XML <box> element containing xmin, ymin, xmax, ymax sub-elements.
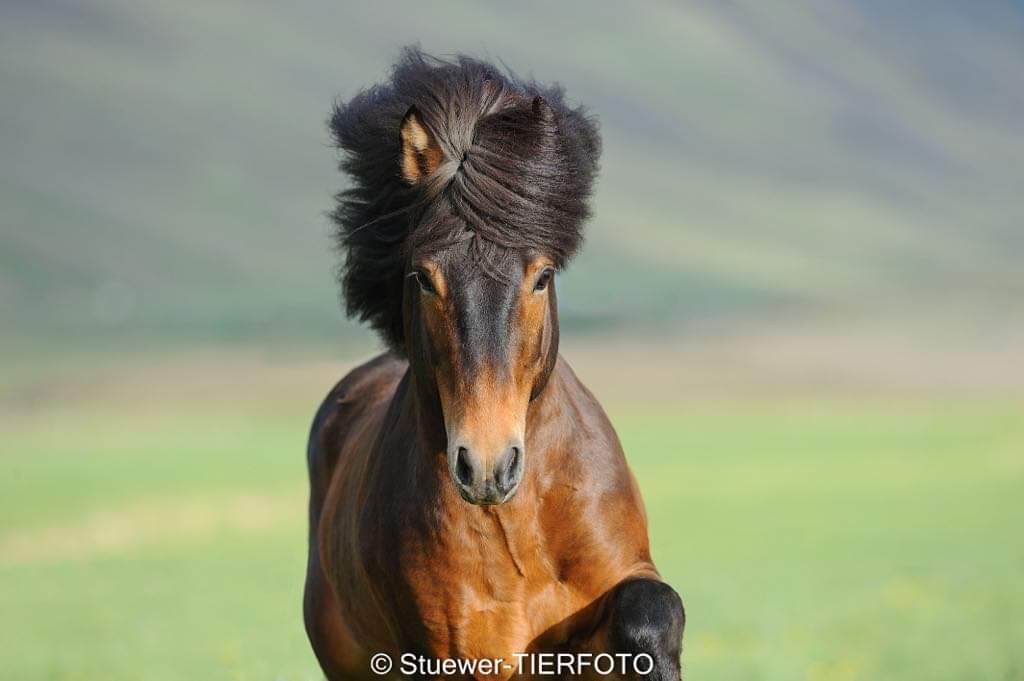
<box><xmin>329</xmin><ymin>47</ymin><xmax>601</xmax><ymax>352</ymax></box>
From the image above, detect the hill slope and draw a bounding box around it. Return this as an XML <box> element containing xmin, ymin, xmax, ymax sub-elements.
<box><xmin>2</xmin><ymin>0</ymin><xmax>1022</xmax><ymax>349</ymax></box>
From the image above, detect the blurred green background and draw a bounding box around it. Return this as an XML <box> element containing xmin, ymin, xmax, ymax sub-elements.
<box><xmin>1</xmin><ymin>1</ymin><xmax>1022</xmax><ymax>679</ymax></box>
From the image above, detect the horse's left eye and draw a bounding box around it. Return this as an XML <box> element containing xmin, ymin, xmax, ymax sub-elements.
<box><xmin>534</xmin><ymin>268</ymin><xmax>554</xmax><ymax>292</ymax></box>
<box><xmin>412</xmin><ymin>269</ymin><xmax>436</xmax><ymax>295</ymax></box>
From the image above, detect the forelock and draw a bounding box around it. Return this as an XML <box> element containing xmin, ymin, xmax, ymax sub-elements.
<box><xmin>329</xmin><ymin>46</ymin><xmax>601</xmax><ymax>351</ymax></box>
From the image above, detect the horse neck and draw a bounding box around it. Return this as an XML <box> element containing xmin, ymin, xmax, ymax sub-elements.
<box><xmin>404</xmin><ymin>368</ymin><xmax>447</xmax><ymax>456</ymax></box>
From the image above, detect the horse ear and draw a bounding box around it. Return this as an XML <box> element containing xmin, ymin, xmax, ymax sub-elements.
<box><xmin>532</xmin><ymin>95</ymin><xmax>554</xmax><ymax>123</ymax></box>
<box><xmin>399</xmin><ymin>105</ymin><xmax>443</xmax><ymax>185</ymax></box>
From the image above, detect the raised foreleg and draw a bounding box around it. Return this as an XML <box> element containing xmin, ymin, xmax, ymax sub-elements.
<box><xmin>565</xmin><ymin>577</ymin><xmax>685</xmax><ymax>681</ymax></box>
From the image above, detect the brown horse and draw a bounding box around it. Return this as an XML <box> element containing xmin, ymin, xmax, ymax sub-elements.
<box><xmin>304</xmin><ymin>49</ymin><xmax>684</xmax><ymax>680</ymax></box>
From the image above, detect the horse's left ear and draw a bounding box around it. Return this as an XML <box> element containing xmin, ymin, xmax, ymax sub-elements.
<box><xmin>532</xmin><ymin>95</ymin><xmax>554</xmax><ymax>123</ymax></box>
<box><xmin>399</xmin><ymin>105</ymin><xmax>444</xmax><ymax>185</ymax></box>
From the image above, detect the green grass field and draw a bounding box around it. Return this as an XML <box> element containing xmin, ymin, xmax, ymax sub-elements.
<box><xmin>2</xmin><ymin>359</ymin><xmax>1022</xmax><ymax>680</ymax></box>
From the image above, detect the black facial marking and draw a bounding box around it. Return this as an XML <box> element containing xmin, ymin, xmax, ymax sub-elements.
<box><xmin>447</xmin><ymin>260</ymin><xmax>523</xmax><ymax>377</ymax></box>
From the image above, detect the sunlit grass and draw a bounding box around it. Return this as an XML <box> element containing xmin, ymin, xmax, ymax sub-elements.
<box><xmin>618</xmin><ymin>400</ymin><xmax>1024</xmax><ymax>680</ymax></box>
<box><xmin>2</xmin><ymin>385</ymin><xmax>1021</xmax><ymax>679</ymax></box>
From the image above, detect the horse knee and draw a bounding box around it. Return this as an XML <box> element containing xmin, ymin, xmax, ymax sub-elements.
<box><xmin>609</xmin><ymin>579</ymin><xmax>685</xmax><ymax>680</ymax></box>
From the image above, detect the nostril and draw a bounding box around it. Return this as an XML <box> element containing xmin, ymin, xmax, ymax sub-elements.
<box><xmin>455</xmin><ymin>447</ymin><xmax>473</xmax><ymax>487</ymax></box>
<box><xmin>506</xmin><ymin>446</ymin><xmax>521</xmax><ymax>477</ymax></box>
<box><xmin>499</xmin><ymin>446</ymin><xmax>523</xmax><ymax>491</ymax></box>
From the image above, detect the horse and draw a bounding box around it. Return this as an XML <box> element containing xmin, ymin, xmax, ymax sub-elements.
<box><xmin>304</xmin><ymin>48</ymin><xmax>685</xmax><ymax>680</ymax></box>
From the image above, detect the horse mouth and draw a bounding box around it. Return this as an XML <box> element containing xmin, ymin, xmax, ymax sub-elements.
<box><xmin>455</xmin><ymin>483</ymin><xmax>518</xmax><ymax>506</ymax></box>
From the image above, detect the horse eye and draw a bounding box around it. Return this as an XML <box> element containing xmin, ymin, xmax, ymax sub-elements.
<box><xmin>412</xmin><ymin>269</ymin><xmax>436</xmax><ymax>295</ymax></box>
<box><xmin>534</xmin><ymin>268</ymin><xmax>554</xmax><ymax>292</ymax></box>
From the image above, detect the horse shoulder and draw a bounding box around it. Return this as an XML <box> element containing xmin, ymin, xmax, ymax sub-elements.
<box><xmin>541</xmin><ymin>358</ymin><xmax>658</xmax><ymax>585</ymax></box>
<box><xmin>307</xmin><ymin>353</ymin><xmax>407</xmax><ymax>493</ymax></box>
<box><xmin>304</xmin><ymin>352</ymin><xmax>407</xmax><ymax>678</ymax></box>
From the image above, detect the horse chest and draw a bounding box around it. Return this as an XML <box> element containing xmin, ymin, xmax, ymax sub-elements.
<box><xmin>397</xmin><ymin>510</ymin><xmax>577</xmax><ymax>663</ymax></box>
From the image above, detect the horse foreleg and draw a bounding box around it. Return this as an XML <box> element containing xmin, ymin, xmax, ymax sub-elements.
<box><xmin>569</xmin><ymin>577</ymin><xmax>685</xmax><ymax>681</ymax></box>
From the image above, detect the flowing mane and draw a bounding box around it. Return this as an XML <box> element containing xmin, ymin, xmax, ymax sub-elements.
<box><xmin>329</xmin><ymin>47</ymin><xmax>601</xmax><ymax>351</ymax></box>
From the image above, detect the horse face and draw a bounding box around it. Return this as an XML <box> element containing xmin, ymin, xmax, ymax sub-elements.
<box><xmin>408</xmin><ymin>249</ymin><xmax>558</xmax><ymax>505</ymax></box>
